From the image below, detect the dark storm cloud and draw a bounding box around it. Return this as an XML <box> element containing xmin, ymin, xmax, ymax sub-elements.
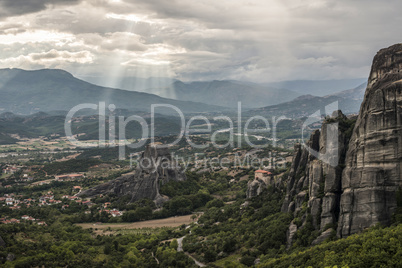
<box><xmin>0</xmin><ymin>0</ymin><xmax>81</xmax><ymax>18</ymax></box>
<box><xmin>0</xmin><ymin>0</ymin><xmax>402</xmax><ymax>82</ymax></box>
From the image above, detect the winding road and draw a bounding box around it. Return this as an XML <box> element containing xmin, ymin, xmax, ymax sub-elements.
<box><xmin>177</xmin><ymin>234</ymin><xmax>206</xmax><ymax>267</ymax></box>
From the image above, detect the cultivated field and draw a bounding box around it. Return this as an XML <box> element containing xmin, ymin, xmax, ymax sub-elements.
<box><xmin>77</xmin><ymin>214</ymin><xmax>197</xmax><ymax>231</ymax></box>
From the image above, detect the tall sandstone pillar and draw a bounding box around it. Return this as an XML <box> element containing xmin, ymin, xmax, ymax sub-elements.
<box><xmin>338</xmin><ymin>44</ymin><xmax>402</xmax><ymax>237</ymax></box>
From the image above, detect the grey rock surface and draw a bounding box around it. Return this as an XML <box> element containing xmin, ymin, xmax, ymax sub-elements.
<box><xmin>246</xmin><ymin>174</ymin><xmax>283</xmax><ymax>199</ymax></box>
<box><xmin>286</xmin><ymin>221</ymin><xmax>298</xmax><ymax>249</ymax></box>
<box><xmin>280</xmin><ymin>44</ymin><xmax>402</xmax><ymax>245</ymax></box>
<box><xmin>337</xmin><ymin>43</ymin><xmax>402</xmax><ymax>237</ymax></box>
<box><xmin>79</xmin><ymin>145</ymin><xmax>186</xmax><ymax>205</ymax></box>
<box><xmin>246</xmin><ymin>178</ymin><xmax>267</xmax><ymax>199</ymax></box>
<box><xmin>311</xmin><ymin>228</ymin><xmax>334</xmax><ymax>246</ymax></box>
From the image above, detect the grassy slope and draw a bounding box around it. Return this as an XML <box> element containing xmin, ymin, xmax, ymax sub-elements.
<box><xmin>259</xmin><ymin>224</ymin><xmax>402</xmax><ymax>268</ymax></box>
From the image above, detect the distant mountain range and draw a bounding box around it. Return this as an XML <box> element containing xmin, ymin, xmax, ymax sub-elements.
<box><xmin>79</xmin><ymin>75</ymin><xmax>301</xmax><ymax>108</ymax></box>
<box><xmin>247</xmin><ymin>82</ymin><xmax>367</xmax><ymax>118</ymax></box>
<box><xmin>264</xmin><ymin>78</ymin><xmax>367</xmax><ymax>96</ymax></box>
<box><xmin>78</xmin><ymin>75</ymin><xmax>176</xmax><ymax>94</ymax></box>
<box><xmin>152</xmin><ymin>80</ymin><xmax>301</xmax><ymax>108</ymax></box>
<box><xmin>0</xmin><ymin>68</ymin><xmax>225</xmax><ymax>115</ymax></box>
<box><xmin>79</xmin><ymin>75</ymin><xmax>367</xmax><ymax>108</ymax></box>
<box><xmin>0</xmin><ymin>68</ymin><xmax>368</xmax><ymax>144</ymax></box>
<box><xmin>0</xmin><ymin>68</ymin><xmax>367</xmax><ymax>119</ymax></box>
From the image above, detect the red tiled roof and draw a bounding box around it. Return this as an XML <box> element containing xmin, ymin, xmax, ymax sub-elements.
<box><xmin>255</xmin><ymin>170</ymin><xmax>272</xmax><ymax>174</ymax></box>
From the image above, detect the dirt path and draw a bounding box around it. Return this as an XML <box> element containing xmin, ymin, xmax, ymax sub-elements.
<box><xmin>151</xmin><ymin>252</ymin><xmax>159</xmax><ymax>264</ymax></box>
<box><xmin>77</xmin><ymin>214</ymin><xmax>195</xmax><ymax>230</ymax></box>
<box><xmin>177</xmin><ymin>236</ymin><xmax>184</xmax><ymax>252</ymax></box>
<box><xmin>177</xmin><ymin>234</ymin><xmax>206</xmax><ymax>267</ymax></box>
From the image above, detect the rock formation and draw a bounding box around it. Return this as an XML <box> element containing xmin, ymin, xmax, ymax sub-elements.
<box><xmin>247</xmin><ymin>178</ymin><xmax>268</xmax><ymax>199</ymax></box>
<box><xmin>247</xmin><ymin>172</ymin><xmax>284</xmax><ymax>198</ymax></box>
<box><xmin>338</xmin><ymin>44</ymin><xmax>402</xmax><ymax>237</ymax></box>
<box><xmin>79</xmin><ymin>145</ymin><xmax>186</xmax><ymax>206</ymax></box>
<box><xmin>280</xmin><ymin>111</ymin><xmax>353</xmax><ymax>236</ymax></box>
<box><xmin>249</xmin><ymin>43</ymin><xmax>402</xmax><ymax>245</ymax></box>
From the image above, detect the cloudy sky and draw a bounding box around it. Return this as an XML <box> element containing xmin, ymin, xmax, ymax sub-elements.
<box><xmin>0</xmin><ymin>0</ymin><xmax>401</xmax><ymax>82</ymax></box>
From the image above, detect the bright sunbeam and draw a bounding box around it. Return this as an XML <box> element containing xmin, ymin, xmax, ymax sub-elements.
<box><xmin>101</xmin><ymin>18</ymin><xmax>137</xmax><ymax>106</ymax></box>
<box><xmin>101</xmin><ymin>12</ymin><xmax>178</xmax><ymax>101</ymax></box>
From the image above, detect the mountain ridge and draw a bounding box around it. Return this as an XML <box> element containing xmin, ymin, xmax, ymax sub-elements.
<box><xmin>0</xmin><ymin>68</ymin><xmax>228</xmax><ymax>115</ymax></box>
<box><xmin>246</xmin><ymin>82</ymin><xmax>367</xmax><ymax>118</ymax></box>
<box><xmin>78</xmin><ymin>75</ymin><xmax>304</xmax><ymax>108</ymax></box>
<box><xmin>265</xmin><ymin>78</ymin><xmax>367</xmax><ymax>96</ymax></box>
<box><xmin>151</xmin><ymin>79</ymin><xmax>301</xmax><ymax>108</ymax></box>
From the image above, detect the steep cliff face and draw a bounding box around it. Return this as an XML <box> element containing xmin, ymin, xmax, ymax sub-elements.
<box><xmin>267</xmin><ymin>43</ymin><xmax>402</xmax><ymax>244</ymax></box>
<box><xmin>338</xmin><ymin>44</ymin><xmax>402</xmax><ymax>237</ymax></box>
<box><xmin>280</xmin><ymin>112</ymin><xmax>353</xmax><ymax>231</ymax></box>
<box><xmin>79</xmin><ymin>145</ymin><xmax>187</xmax><ymax>206</ymax></box>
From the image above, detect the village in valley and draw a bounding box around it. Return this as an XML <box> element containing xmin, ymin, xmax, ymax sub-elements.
<box><xmin>0</xmin><ymin>138</ymin><xmax>292</xmax><ymax>230</ymax></box>
<box><xmin>0</xmin><ymin>161</ymin><xmax>128</xmax><ymax>225</ymax></box>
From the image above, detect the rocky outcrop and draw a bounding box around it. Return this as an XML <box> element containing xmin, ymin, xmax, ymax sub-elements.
<box><xmin>246</xmin><ymin>176</ymin><xmax>282</xmax><ymax>198</ymax></box>
<box><xmin>311</xmin><ymin>228</ymin><xmax>334</xmax><ymax>246</ymax></box>
<box><xmin>247</xmin><ymin>175</ymin><xmax>282</xmax><ymax>198</ymax></box>
<box><xmin>247</xmin><ymin>178</ymin><xmax>268</xmax><ymax>199</ymax></box>
<box><xmin>279</xmin><ymin>43</ymin><xmax>402</xmax><ymax>245</ymax></box>
<box><xmin>79</xmin><ymin>145</ymin><xmax>186</xmax><ymax>206</ymax></box>
<box><xmin>281</xmin><ymin>111</ymin><xmax>352</xmax><ymax>230</ymax></box>
<box><xmin>337</xmin><ymin>44</ymin><xmax>402</xmax><ymax>237</ymax></box>
<box><xmin>286</xmin><ymin>221</ymin><xmax>298</xmax><ymax>248</ymax></box>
